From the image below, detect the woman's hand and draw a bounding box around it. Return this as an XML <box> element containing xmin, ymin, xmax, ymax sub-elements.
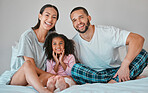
<box><xmin>113</xmin><ymin>65</ymin><xmax>130</xmax><ymax>82</ymax></box>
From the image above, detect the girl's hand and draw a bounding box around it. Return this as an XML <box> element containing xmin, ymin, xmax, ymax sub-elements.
<box><xmin>113</xmin><ymin>65</ymin><xmax>130</xmax><ymax>82</ymax></box>
<box><xmin>52</xmin><ymin>51</ymin><xmax>59</xmax><ymax>64</ymax></box>
<box><xmin>59</xmin><ymin>49</ymin><xmax>67</xmax><ymax>71</ymax></box>
<box><xmin>53</xmin><ymin>51</ymin><xmax>60</xmax><ymax>73</ymax></box>
<box><xmin>59</xmin><ymin>49</ymin><xmax>65</xmax><ymax>63</ymax></box>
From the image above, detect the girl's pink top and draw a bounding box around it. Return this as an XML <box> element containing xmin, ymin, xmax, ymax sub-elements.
<box><xmin>46</xmin><ymin>54</ymin><xmax>76</xmax><ymax>76</ymax></box>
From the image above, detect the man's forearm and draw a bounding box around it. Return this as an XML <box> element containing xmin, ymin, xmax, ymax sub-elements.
<box><xmin>122</xmin><ymin>33</ymin><xmax>144</xmax><ymax>66</ymax></box>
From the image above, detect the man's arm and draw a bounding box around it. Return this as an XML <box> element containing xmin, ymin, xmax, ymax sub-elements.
<box><xmin>123</xmin><ymin>32</ymin><xmax>144</xmax><ymax>66</ymax></box>
<box><xmin>114</xmin><ymin>32</ymin><xmax>145</xmax><ymax>82</ymax></box>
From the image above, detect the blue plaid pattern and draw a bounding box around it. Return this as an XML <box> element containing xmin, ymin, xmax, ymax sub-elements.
<box><xmin>71</xmin><ymin>49</ymin><xmax>148</xmax><ymax>84</ymax></box>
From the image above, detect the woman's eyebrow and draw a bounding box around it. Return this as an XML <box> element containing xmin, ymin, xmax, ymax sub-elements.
<box><xmin>45</xmin><ymin>12</ymin><xmax>57</xmax><ymax>16</ymax></box>
<box><xmin>45</xmin><ymin>12</ymin><xmax>50</xmax><ymax>14</ymax></box>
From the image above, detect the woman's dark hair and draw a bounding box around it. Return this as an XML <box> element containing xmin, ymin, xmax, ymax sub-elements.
<box><xmin>32</xmin><ymin>4</ymin><xmax>59</xmax><ymax>31</ymax></box>
<box><xmin>44</xmin><ymin>32</ymin><xmax>75</xmax><ymax>60</ymax></box>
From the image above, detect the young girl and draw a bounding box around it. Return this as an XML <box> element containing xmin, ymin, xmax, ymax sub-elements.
<box><xmin>44</xmin><ymin>32</ymin><xmax>76</xmax><ymax>92</ymax></box>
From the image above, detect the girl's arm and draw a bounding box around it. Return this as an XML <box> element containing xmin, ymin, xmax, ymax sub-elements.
<box><xmin>61</xmin><ymin>55</ymin><xmax>76</xmax><ymax>75</ymax></box>
<box><xmin>46</xmin><ymin>60</ymin><xmax>57</xmax><ymax>74</ymax></box>
<box><xmin>24</xmin><ymin>56</ymin><xmax>46</xmax><ymax>75</ymax></box>
<box><xmin>54</xmin><ymin>61</ymin><xmax>60</xmax><ymax>73</ymax></box>
<box><xmin>60</xmin><ymin>60</ymin><xmax>67</xmax><ymax>71</ymax></box>
<box><xmin>59</xmin><ymin>50</ymin><xmax>67</xmax><ymax>70</ymax></box>
<box><xmin>52</xmin><ymin>51</ymin><xmax>60</xmax><ymax>73</ymax></box>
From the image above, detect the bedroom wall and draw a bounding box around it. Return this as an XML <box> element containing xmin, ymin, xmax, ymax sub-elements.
<box><xmin>0</xmin><ymin>0</ymin><xmax>148</xmax><ymax>75</ymax></box>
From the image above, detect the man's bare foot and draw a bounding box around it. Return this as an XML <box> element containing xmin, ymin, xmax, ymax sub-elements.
<box><xmin>55</xmin><ymin>76</ymin><xmax>68</xmax><ymax>91</ymax></box>
<box><xmin>108</xmin><ymin>79</ymin><xmax>117</xmax><ymax>83</ymax></box>
<box><xmin>136</xmin><ymin>75</ymin><xmax>146</xmax><ymax>79</ymax></box>
<box><xmin>47</xmin><ymin>76</ymin><xmax>56</xmax><ymax>92</ymax></box>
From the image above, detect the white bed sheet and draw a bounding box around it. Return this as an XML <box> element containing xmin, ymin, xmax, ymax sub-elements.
<box><xmin>60</xmin><ymin>66</ymin><xmax>148</xmax><ymax>93</ymax></box>
<box><xmin>0</xmin><ymin>85</ymin><xmax>37</xmax><ymax>93</ymax></box>
<box><xmin>61</xmin><ymin>77</ymin><xmax>148</xmax><ymax>93</ymax></box>
<box><xmin>0</xmin><ymin>77</ymin><xmax>148</xmax><ymax>93</ymax></box>
<box><xmin>1</xmin><ymin>66</ymin><xmax>148</xmax><ymax>93</ymax></box>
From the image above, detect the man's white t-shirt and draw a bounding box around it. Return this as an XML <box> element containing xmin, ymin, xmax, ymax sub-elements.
<box><xmin>73</xmin><ymin>25</ymin><xmax>130</xmax><ymax>71</ymax></box>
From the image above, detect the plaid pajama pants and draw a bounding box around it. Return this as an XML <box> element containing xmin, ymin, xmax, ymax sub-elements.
<box><xmin>71</xmin><ymin>49</ymin><xmax>148</xmax><ymax>84</ymax></box>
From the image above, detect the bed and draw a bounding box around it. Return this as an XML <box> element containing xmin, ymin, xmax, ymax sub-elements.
<box><xmin>0</xmin><ymin>47</ymin><xmax>148</xmax><ymax>93</ymax></box>
<box><xmin>61</xmin><ymin>77</ymin><xmax>148</xmax><ymax>93</ymax></box>
<box><xmin>0</xmin><ymin>66</ymin><xmax>148</xmax><ymax>93</ymax></box>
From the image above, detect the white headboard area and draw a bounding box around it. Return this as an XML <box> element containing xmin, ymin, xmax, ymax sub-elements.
<box><xmin>0</xmin><ymin>0</ymin><xmax>148</xmax><ymax>74</ymax></box>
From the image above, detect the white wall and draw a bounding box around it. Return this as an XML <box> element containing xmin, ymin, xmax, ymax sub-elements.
<box><xmin>0</xmin><ymin>0</ymin><xmax>148</xmax><ymax>75</ymax></box>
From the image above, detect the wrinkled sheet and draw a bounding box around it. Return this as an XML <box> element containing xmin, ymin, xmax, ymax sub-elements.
<box><xmin>60</xmin><ymin>77</ymin><xmax>148</xmax><ymax>93</ymax></box>
<box><xmin>1</xmin><ymin>66</ymin><xmax>148</xmax><ymax>93</ymax></box>
<box><xmin>0</xmin><ymin>85</ymin><xmax>37</xmax><ymax>93</ymax></box>
<box><xmin>0</xmin><ymin>77</ymin><xmax>148</xmax><ymax>93</ymax></box>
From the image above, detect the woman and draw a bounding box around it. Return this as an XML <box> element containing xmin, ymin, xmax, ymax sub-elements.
<box><xmin>0</xmin><ymin>4</ymin><xmax>59</xmax><ymax>93</ymax></box>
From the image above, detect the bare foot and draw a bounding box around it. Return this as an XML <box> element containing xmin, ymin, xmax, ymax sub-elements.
<box><xmin>55</xmin><ymin>76</ymin><xmax>68</xmax><ymax>91</ymax></box>
<box><xmin>54</xmin><ymin>75</ymin><xmax>61</xmax><ymax>80</ymax></box>
<box><xmin>108</xmin><ymin>79</ymin><xmax>117</xmax><ymax>83</ymax></box>
<box><xmin>136</xmin><ymin>75</ymin><xmax>146</xmax><ymax>79</ymax></box>
<box><xmin>47</xmin><ymin>76</ymin><xmax>56</xmax><ymax>92</ymax></box>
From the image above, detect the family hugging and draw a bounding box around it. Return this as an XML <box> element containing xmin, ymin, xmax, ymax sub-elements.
<box><xmin>0</xmin><ymin>4</ymin><xmax>148</xmax><ymax>93</ymax></box>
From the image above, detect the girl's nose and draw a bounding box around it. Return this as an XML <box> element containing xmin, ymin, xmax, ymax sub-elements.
<box><xmin>56</xmin><ymin>44</ymin><xmax>60</xmax><ymax>48</ymax></box>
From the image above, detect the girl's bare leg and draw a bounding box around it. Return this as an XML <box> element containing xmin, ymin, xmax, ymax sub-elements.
<box><xmin>55</xmin><ymin>76</ymin><xmax>68</xmax><ymax>91</ymax></box>
<box><xmin>47</xmin><ymin>76</ymin><xmax>56</xmax><ymax>92</ymax></box>
<box><xmin>10</xmin><ymin>61</ymin><xmax>52</xmax><ymax>93</ymax></box>
<box><xmin>39</xmin><ymin>72</ymin><xmax>55</xmax><ymax>87</ymax></box>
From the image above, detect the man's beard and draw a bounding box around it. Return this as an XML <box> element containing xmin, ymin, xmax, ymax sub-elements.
<box><xmin>75</xmin><ymin>19</ymin><xmax>90</xmax><ymax>33</ymax></box>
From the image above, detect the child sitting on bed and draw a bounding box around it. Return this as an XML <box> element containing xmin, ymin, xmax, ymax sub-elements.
<box><xmin>44</xmin><ymin>32</ymin><xmax>76</xmax><ymax>92</ymax></box>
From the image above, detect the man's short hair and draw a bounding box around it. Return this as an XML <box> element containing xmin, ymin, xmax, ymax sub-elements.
<box><xmin>70</xmin><ymin>7</ymin><xmax>89</xmax><ymax>16</ymax></box>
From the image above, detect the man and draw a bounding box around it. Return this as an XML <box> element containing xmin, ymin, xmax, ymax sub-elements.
<box><xmin>70</xmin><ymin>7</ymin><xmax>148</xmax><ymax>84</ymax></box>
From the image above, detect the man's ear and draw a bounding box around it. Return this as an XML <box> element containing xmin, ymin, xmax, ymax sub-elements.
<box><xmin>88</xmin><ymin>15</ymin><xmax>91</xmax><ymax>21</ymax></box>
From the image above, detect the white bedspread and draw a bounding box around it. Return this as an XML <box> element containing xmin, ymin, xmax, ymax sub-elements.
<box><xmin>0</xmin><ymin>77</ymin><xmax>148</xmax><ymax>93</ymax></box>
<box><xmin>60</xmin><ymin>77</ymin><xmax>148</xmax><ymax>93</ymax></box>
<box><xmin>0</xmin><ymin>85</ymin><xmax>37</xmax><ymax>93</ymax></box>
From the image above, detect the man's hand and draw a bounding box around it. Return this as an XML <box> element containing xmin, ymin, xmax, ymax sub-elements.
<box><xmin>113</xmin><ymin>65</ymin><xmax>130</xmax><ymax>82</ymax></box>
